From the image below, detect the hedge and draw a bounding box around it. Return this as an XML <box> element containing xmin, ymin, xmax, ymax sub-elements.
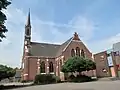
<box><xmin>34</xmin><ymin>74</ymin><xmax>61</xmax><ymax>84</ymax></box>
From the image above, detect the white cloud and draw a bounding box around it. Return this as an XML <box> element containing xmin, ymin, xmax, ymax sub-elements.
<box><xmin>68</xmin><ymin>16</ymin><xmax>95</xmax><ymax>40</ymax></box>
<box><xmin>31</xmin><ymin>15</ymin><xmax>95</xmax><ymax>43</ymax></box>
<box><xmin>88</xmin><ymin>33</ymin><xmax>120</xmax><ymax>54</ymax></box>
<box><xmin>3</xmin><ymin>4</ymin><xmax>120</xmax><ymax>68</ymax></box>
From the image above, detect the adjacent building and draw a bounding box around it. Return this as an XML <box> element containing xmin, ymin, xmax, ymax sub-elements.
<box><xmin>94</xmin><ymin>51</ymin><xmax>110</xmax><ymax>77</ymax></box>
<box><xmin>21</xmin><ymin>12</ymin><xmax>94</xmax><ymax>81</ymax></box>
<box><xmin>94</xmin><ymin>49</ymin><xmax>117</xmax><ymax>78</ymax></box>
<box><xmin>94</xmin><ymin>42</ymin><xmax>120</xmax><ymax>78</ymax></box>
<box><xmin>113</xmin><ymin>42</ymin><xmax>120</xmax><ymax>77</ymax></box>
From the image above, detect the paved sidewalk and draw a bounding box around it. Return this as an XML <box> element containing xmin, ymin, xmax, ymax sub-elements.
<box><xmin>0</xmin><ymin>82</ymin><xmax>33</xmax><ymax>86</ymax></box>
<box><xmin>10</xmin><ymin>81</ymin><xmax>120</xmax><ymax>90</ymax></box>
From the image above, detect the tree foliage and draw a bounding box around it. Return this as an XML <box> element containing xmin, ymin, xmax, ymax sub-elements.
<box><xmin>0</xmin><ymin>0</ymin><xmax>11</xmax><ymax>42</ymax></box>
<box><xmin>61</xmin><ymin>56</ymin><xmax>96</xmax><ymax>73</ymax></box>
<box><xmin>0</xmin><ymin>64</ymin><xmax>16</xmax><ymax>81</ymax></box>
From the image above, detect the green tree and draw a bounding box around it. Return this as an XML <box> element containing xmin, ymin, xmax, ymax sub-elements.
<box><xmin>0</xmin><ymin>0</ymin><xmax>11</xmax><ymax>42</ymax></box>
<box><xmin>0</xmin><ymin>64</ymin><xmax>16</xmax><ymax>81</ymax></box>
<box><xmin>61</xmin><ymin>56</ymin><xmax>96</xmax><ymax>75</ymax></box>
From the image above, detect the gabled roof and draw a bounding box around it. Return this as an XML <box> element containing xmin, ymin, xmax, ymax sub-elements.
<box><xmin>29</xmin><ymin>32</ymin><xmax>82</xmax><ymax>57</ymax></box>
<box><xmin>56</xmin><ymin>37</ymin><xmax>73</xmax><ymax>56</ymax></box>
<box><xmin>29</xmin><ymin>37</ymin><xmax>73</xmax><ymax>57</ymax></box>
<box><xmin>29</xmin><ymin>42</ymin><xmax>60</xmax><ymax>57</ymax></box>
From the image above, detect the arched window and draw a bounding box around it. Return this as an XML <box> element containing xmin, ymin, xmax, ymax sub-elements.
<box><xmin>60</xmin><ymin>59</ymin><xmax>63</xmax><ymax>72</ymax></box>
<box><xmin>49</xmin><ymin>62</ymin><xmax>54</xmax><ymax>72</ymax></box>
<box><xmin>71</xmin><ymin>49</ymin><xmax>75</xmax><ymax>57</ymax></box>
<box><xmin>40</xmin><ymin>61</ymin><xmax>45</xmax><ymax>73</ymax></box>
<box><xmin>76</xmin><ymin>47</ymin><xmax>80</xmax><ymax>56</ymax></box>
<box><xmin>60</xmin><ymin>59</ymin><xmax>62</xmax><ymax>67</ymax></box>
<box><xmin>81</xmin><ymin>49</ymin><xmax>85</xmax><ymax>57</ymax></box>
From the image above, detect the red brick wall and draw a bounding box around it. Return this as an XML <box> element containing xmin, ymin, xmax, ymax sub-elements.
<box><xmin>28</xmin><ymin>58</ymin><xmax>38</xmax><ymax>80</ymax></box>
<box><xmin>23</xmin><ymin>57</ymin><xmax>56</xmax><ymax>80</ymax></box>
<box><xmin>63</xmin><ymin>41</ymin><xmax>92</xmax><ymax>61</ymax></box>
<box><xmin>94</xmin><ymin>51</ymin><xmax>111</xmax><ymax>77</ymax></box>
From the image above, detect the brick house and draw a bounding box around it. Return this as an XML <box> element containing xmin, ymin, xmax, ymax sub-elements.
<box><xmin>94</xmin><ymin>51</ymin><xmax>111</xmax><ymax>77</ymax></box>
<box><xmin>94</xmin><ymin>49</ymin><xmax>118</xmax><ymax>78</ymax></box>
<box><xmin>21</xmin><ymin>11</ymin><xmax>95</xmax><ymax>81</ymax></box>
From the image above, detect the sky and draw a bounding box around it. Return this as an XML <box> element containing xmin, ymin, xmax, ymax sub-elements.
<box><xmin>0</xmin><ymin>0</ymin><xmax>120</xmax><ymax>67</ymax></box>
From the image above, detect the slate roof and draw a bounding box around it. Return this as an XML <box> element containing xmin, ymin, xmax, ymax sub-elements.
<box><xmin>30</xmin><ymin>42</ymin><xmax>60</xmax><ymax>57</ymax></box>
<box><xmin>29</xmin><ymin>37</ymin><xmax>73</xmax><ymax>57</ymax></box>
<box><xmin>56</xmin><ymin>37</ymin><xmax>73</xmax><ymax>56</ymax></box>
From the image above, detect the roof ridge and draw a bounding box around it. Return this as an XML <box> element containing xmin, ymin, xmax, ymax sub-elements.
<box><xmin>31</xmin><ymin>42</ymin><xmax>61</xmax><ymax>46</ymax></box>
<box><xmin>55</xmin><ymin>37</ymin><xmax>73</xmax><ymax>56</ymax></box>
<box><xmin>61</xmin><ymin>37</ymin><xmax>73</xmax><ymax>45</ymax></box>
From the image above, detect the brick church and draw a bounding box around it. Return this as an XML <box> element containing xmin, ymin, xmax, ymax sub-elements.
<box><xmin>21</xmin><ymin>11</ymin><xmax>95</xmax><ymax>81</ymax></box>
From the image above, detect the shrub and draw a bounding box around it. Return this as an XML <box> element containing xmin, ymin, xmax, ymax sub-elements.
<box><xmin>68</xmin><ymin>75</ymin><xmax>92</xmax><ymax>82</ymax></box>
<box><xmin>55</xmin><ymin>76</ymin><xmax>61</xmax><ymax>83</ymax></box>
<box><xmin>34</xmin><ymin>74</ymin><xmax>59</xmax><ymax>84</ymax></box>
<box><xmin>21</xmin><ymin>80</ymin><xmax>28</xmax><ymax>83</ymax></box>
<box><xmin>21</xmin><ymin>80</ymin><xmax>33</xmax><ymax>83</ymax></box>
<box><xmin>68</xmin><ymin>74</ymin><xmax>75</xmax><ymax>82</ymax></box>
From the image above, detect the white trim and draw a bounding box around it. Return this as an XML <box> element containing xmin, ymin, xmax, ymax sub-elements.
<box><xmin>100</xmin><ymin>55</ymin><xmax>104</xmax><ymax>58</ymax></box>
<box><xmin>61</xmin><ymin>56</ymin><xmax>64</xmax><ymax>58</ymax></box>
<box><xmin>47</xmin><ymin>67</ymin><xmax>49</xmax><ymax>68</ymax></box>
<box><xmin>80</xmin><ymin>49</ymin><xmax>81</xmax><ymax>56</ymax></box>
<box><xmin>37</xmin><ymin>62</ymin><xmax>39</xmax><ymax>64</ymax></box>
<box><xmin>72</xmin><ymin>40</ymin><xmax>82</xmax><ymax>42</ymax></box>
<box><xmin>63</xmin><ymin>37</ymin><xmax>73</xmax><ymax>52</ymax></box>
<box><xmin>22</xmin><ymin>63</ymin><xmax>24</xmax><ymax>69</ymax></box>
<box><xmin>56</xmin><ymin>58</ymin><xmax>58</xmax><ymax>61</ymax></box>
<box><xmin>37</xmin><ymin>59</ymin><xmax>40</xmax><ymax>62</ymax></box>
<box><xmin>84</xmin><ymin>51</ymin><xmax>86</xmax><ymax>58</ymax></box>
<box><xmin>25</xmin><ymin>49</ymin><xmax>29</xmax><ymax>52</ymax></box>
<box><xmin>92</xmin><ymin>54</ymin><xmax>94</xmax><ymax>58</ymax></box>
<box><xmin>25</xmin><ymin>46</ymin><xmax>27</xmax><ymax>50</ymax></box>
<box><xmin>60</xmin><ymin>72</ymin><xmax>63</xmax><ymax>73</ymax></box>
<box><xmin>46</xmin><ymin>59</ymin><xmax>49</xmax><ymax>61</ymax></box>
<box><xmin>74</xmin><ymin>49</ymin><xmax>76</xmax><ymax>55</ymax></box>
<box><xmin>41</xmin><ymin>73</ymin><xmax>46</xmax><ymax>74</ymax></box>
<box><xmin>25</xmin><ymin>35</ymin><xmax>30</xmax><ymax>37</ymax></box>
<box><xmin>50</xmin><ymin>72</ymin><xmax>54</xmax><ymax>74</ymax></box>
<box><xmin>24</xmin><ymin>74</ymin><xmax>28</xmax><ymax>76</ymax></box>
<box><xmin>25</xmin><ymin>41</ymin><xmax>27</xmax><ymax>45</ymax></box>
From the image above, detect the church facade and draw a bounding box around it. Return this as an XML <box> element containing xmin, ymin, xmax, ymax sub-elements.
<box><xmin>21</xmin><ymin>12</ymin><xmax>95</xmax><ymax>81</ymax></box>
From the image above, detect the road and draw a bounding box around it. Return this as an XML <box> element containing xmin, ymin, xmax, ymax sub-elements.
<box><xmin>10</xmin><ymin>81</ymin><xmax>120</xmax><ymax>90</ymax></box>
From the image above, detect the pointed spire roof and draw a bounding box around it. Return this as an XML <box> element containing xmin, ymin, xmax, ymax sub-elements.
<box><xmin>26</xmin><ymin>8</ymin><xmax>31</xmax><ymax>26</ymax></box>
<box><xmin>73</xmin><ymin>32</ymin><xmax>80</xmax><ymax>40</ymax></box>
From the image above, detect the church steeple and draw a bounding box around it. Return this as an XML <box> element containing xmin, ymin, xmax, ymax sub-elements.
<box><xmin>24</xmin><ymin>9</ymin><xmax>31</xmax><ymax>45</ymax></box>
<box><xmin>25</xmin><ymin>9</ymin><xmax>31</xmax><ymax>36</ymax></box>
<box><xmin>26</xmin><ymin>9</ymin><xmax>31</xmax><ymax>27</ymax></box>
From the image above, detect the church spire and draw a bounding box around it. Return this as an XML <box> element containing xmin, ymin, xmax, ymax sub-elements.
<box><xmin>26</xmin><ymin>8</ymin><xmax>31</xmax><ymax>26</ymax></box>
<box><xmin>24</xmin><ymin>9</ymin><xmax>31</xmax><ymax>45</ymax></box>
